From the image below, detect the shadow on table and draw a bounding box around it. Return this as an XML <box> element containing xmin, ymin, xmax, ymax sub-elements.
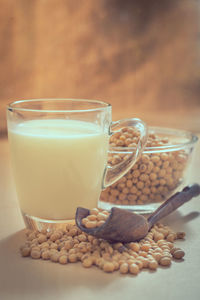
<box><xmin>0</xmin><ymin>230</ymin><xmax>116</xmax><ymax>298</ymax></box>
<box><xmin>162</xmin><ymin>210</ymin><xmax>200</xmax><ymax>232</ymax></box>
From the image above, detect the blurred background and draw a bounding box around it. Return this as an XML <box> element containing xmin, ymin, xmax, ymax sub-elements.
<box><xmin>0</xmin><ymin>0</ymin><xmax>200</xmax><ymax>136</ymax></box>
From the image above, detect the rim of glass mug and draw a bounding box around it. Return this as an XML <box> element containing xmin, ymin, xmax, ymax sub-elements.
<box><xmin>7</xmin><ymin>98</ymin><xmax>111</xmax><ymax>113</ymax></box>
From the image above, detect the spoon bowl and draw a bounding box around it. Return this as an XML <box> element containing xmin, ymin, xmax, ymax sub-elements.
<box><xmin>76</xmin><ymin>184</ymin><xmax>200</xmax><ymax>242</ymax></box>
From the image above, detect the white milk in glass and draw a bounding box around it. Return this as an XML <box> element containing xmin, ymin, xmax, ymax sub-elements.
<box><xmin>8</xmin><ymin>119</ymin><xmax>109</xmax><ymax>220</ymax></box>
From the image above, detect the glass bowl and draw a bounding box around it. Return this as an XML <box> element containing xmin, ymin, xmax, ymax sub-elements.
<box><xmin>98</xmin><ymin>126</ymin><xmax>198</xmax><ymax>214</ymax></box>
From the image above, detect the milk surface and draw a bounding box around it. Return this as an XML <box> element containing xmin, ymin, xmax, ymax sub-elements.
<box><xmin>8</xmin><ymin>119</ymin><xmax>109</xmax><ymax>219</ymax></box>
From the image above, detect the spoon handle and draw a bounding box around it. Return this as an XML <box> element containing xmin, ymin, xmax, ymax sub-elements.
<box><xmin>147</xmin><ymin>184</ymin><xmax>200</xmax><ymax>229</ymax></box>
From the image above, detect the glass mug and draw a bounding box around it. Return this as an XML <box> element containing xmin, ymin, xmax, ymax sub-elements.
<box><xmin>7</xmin><ymin>99</ymin><xmax>148</xmax><ymax>230</ymax></box>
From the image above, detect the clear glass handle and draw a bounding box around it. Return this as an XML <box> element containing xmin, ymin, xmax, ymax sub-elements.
<box><xmin>103</xmin><ymin>118</ymin><xmax>148</xmax><ymax>189</ymax></box>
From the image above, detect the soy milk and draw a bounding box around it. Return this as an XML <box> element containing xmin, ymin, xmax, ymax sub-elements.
<box><xmin>8</xmin><ymin>119</ymin><xmax>109</xmax><ymax>219</ymax></box>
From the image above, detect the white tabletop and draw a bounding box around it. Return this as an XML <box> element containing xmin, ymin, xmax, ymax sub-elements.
<box><xmin>0</xmin><ymin>137</ymin><xmax>200</xmax><ymax>300</ymax></box>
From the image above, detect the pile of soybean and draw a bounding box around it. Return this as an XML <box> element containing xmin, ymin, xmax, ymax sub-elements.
<box><xmin>101</xmin><ymin>127</ymin><xmax>188</xmax><ymax>205</ymax></box>
<box><xmin>20</xmin><ymin>208</ymin><xmax>185</xmax><ymax>275</ymax></box>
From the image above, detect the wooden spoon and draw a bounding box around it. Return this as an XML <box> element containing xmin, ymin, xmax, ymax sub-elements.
<box><xmin>75</xmin><ymin>184</ymin><xmax>200</xmax><ymax>243</ymax></box>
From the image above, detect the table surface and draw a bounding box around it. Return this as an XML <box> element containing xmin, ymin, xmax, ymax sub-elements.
<box><xmin>0</xmin><ymin>135</ymin><xmax>200</xmax><ymax>300</ymax></box>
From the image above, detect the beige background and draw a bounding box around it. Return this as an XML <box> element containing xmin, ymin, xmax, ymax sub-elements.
<box><xmin>0</xmin><ymin>0</ymin><xmax>200</xmax><ymax>135</ymax></box>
